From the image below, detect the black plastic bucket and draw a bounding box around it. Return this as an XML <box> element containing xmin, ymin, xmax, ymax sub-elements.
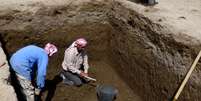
<box><xmin>96</xmin><ymin>85</ymin><xmax>118</xmax><ymax>101</ymax></box>
<box><xmin>148</xmin><ymin>0</ymin><xmax>158</xmax><ymax>5</ymax></box>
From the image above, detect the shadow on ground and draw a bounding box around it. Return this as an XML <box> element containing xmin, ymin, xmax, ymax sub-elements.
<box><xmin>44</xmin><ymin>75</ymin><xmax>63</xmax><ymax>101</ymax></box>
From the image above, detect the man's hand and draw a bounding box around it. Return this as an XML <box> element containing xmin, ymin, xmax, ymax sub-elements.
<box><xmin>79</xmin><ymin>72</ymin><xmax>88</xmax><ymax>77</ymax></box>
<box><xmin>35</xmin><ymin>88</ymin><xmax>41</xmax><ymax>95</ymax></box>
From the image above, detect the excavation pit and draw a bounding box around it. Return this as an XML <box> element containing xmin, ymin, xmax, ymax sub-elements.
<box><xmin>0</xmin><ymin>0</ymin><xmax>201</xmax><ymax>101</ymax></box>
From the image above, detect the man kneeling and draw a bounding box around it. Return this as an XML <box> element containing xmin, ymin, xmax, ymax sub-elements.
<box><xmin>60</xmin><ymin>38</ymin><xmax>90</xmax><ymax>86</ymax></box>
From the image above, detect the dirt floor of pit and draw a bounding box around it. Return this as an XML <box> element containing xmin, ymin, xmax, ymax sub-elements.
<box><xmin>40</xmin><ymin>53</ymin><xmax>142</xmax><ymax>101</ymax></box>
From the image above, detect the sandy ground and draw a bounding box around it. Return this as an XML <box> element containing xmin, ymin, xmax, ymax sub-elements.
<box><xmin>0</xmin><ymin>47</ymin><xmax>17</xmax><ymax>101</ymax></box>
<box><xmin>117</xmin><ymin>0</ymin><xmax>201</xmax><ymax>41</ymax></box>
<box><xmin>0</xmin><ymin>0</ymin><xmax>100</xmax><ymax>11</ymax></box>
<box><xmin>145</xmin><ymin>0</ymin><xmax>201</xmax><ymax>40</ymax></box>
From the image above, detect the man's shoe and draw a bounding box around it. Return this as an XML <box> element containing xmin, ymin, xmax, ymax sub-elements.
<box><xmin>60</xmin><ymin>73</ymin><xmax>66</xmax><ymax>79</ymax></box>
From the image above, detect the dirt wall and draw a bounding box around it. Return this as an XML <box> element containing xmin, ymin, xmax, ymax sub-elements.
<box><xmin>108</xmin><ymin>1</ymin><xmax>201</xmax><ymax>101</ymax></box>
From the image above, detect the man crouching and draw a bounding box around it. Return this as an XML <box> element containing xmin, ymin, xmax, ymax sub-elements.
<box><xmin>60</xmin><ymin>38</ymin><xmax>90</xmax><ymax>86</ymax></box>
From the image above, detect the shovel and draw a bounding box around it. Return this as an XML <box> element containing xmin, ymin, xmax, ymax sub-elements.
<box><xmin>172</xmin><ymin>50</ymin><xmax>201</xmax><ymax>101</ymax></box>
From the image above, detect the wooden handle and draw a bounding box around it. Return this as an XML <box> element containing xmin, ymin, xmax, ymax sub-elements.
<box><xmin>173</xmin><ymin>50</ymin><xmax>201</xmax><ymax>101</ymax></box>
<box><xmin>84</xmin><ymin>76</ymin><xmax>97</xmax><ymax>81</ymax></box>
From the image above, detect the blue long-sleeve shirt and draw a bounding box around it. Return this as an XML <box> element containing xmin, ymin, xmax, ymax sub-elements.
<box><xmin>10</xmin><ymin>45</ymin><xmax>48</xmax><ymax>89</ymax></box>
